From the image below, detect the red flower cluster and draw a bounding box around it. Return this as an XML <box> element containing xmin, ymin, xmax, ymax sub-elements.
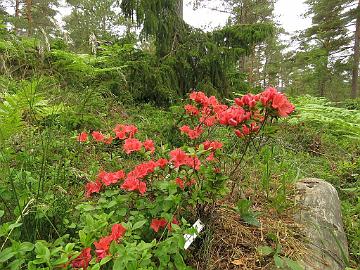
<box><xmin>76</xmin><ymin>124</ymin><xmax>156</xmax><ymax>156</ymax></box>
<box><xmin>150</xmin><ymin>217</ymin><xmax>179</xmax><ymax>232</ymax></box>
<box><xmin>143</xmin><ymin>139</ymin><xmax>155</xmax><ymax>153</ymax></box>
<box><xmin>97</xmin><ymin>170</ymin><xmax>125</xmax><ymax>186</ymax></box>
<box><xmin>85</xmin><ymin>181</ymin><xmax>102</xmax><ymax>197</ymax></box>
<box><xmin>85</xmin><ymin>170</ymin><xmax>125</xmax><ymax>197</ymax></box>
<box><xmin>200</xmin><ymin>141</ymin><xmax>223</xmax><ymax>161</ymax></box>
<box><xmin>123</xmin><ymin>138</ymin><xmax>142</xmax><ymax>154</ymax></box>
<box><xmin>94</xmin><ymin>223</ymin><xmax>126</xmax><ymax>260</ymax></box>
<box><xmin>260</xmin><ymin>87</ymin><xmax>295</xmax><ymax>117</ymax></box>
<box><xmin>184</xmin><ymin>104</ymin><xmax>199</xmax><ymax>116</ymax></box>
<box><xmin>120</xmin><ymin>159</ymin><xmax>168</xmax><ymax>195</ymax></box>
<box><xmin>175</xmin><ymin>177</ymin><xmax>196</xmax><ymax>189</ymax></box>
<box><xmin>202</xmin><ymin>141</ymin><xmax>223</xmax><ymax>151</ymax></box>
<box><xmin>71</xmin><ymin>223</ymin><xmax>126</xmax><ymax>267</ymax></box>
<box><xmin>114</xmin><ymin>124</ymin><xmax>138</xmax><ymax>139</ymax></box>
<box><xmin>71</xmin><ymin>248</ymin><xmax>92</xmax><ymax>269</ymax></box>
<box><xmin>179</xmin><ymin>125</ymin><xmax>204</xmax><ymax>139</ymax></box>
<box><xmin>169</xmin><ymin>148</ymin><xmax>201</xmax><ymax>170</ymax></box>
<box><xmin>182</xmin><ymin>88</ymin><xmax>294</xmax><ymax>140</ymax></box>
<box><xmin>77</xmin><ymin>132</ymin><xmax>88</xmax><ymax>142</ymax></box>
<box><xmin>85</xmin><ymin>158</ymin><xmax>169</xmax><ymax>197</ymax></box>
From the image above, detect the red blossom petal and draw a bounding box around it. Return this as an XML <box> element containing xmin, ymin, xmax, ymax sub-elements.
<box><xmin>71</xmin><ymin>247</ymin><xmax>92</xmax><ymax>270</ymax></box>
<box><xmin>111</xmin><ymin>224</ymin><xmax>126</xmax><ymax>241</ymax></box>
<box><xmin>77</xmin><ymin>132</ymin><xmax>88</xmax><ymax>142</ymax></box>
<box><xmin>123</xmin><ymin>138</ymin><xmax>142</xmax><ymax>154</ymax></box>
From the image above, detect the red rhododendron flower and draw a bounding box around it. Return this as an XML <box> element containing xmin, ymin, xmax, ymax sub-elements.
<box><xmin>114</xmin><ymin>170</ymin><xmax>125</xmax><ymax>180</ymax></box>
<box><xmin>150</xmin><ymin>219</ymin><xmax>168</xmax><ymax>232</ymax></box>
<box><xmin>189</xmin><ymin>91</ymin><xmax>209</xmax><ymax>106</ymax></box>
<box><xmin>176</xmin><ymin>177</ymin><xmax>185</xmax><ymax>189</ymax></box>
<box><xmin>138</xmin><ymin>181</ymin><xmax>147</xmax><ymax>195</ymax></box>
<box><xmin>235</xmin><ymin>94</ymin><xmax>258</xmax><ymax>108</ymax></box>
<box><xmin>206</xmin><ymin>152</ymin><xmax>215</xmax><ymax>161</ymax></box>
<box><xmin>85</xmin><ymin>181</ymin><xmax>102</xmax><ymax>197</ymax></box>
<box><xmin>217</xmin><ymin>106</ymin><xmax>250</xmax><ymax>127</ymax></box>
<box><xmin>123</xmin><ymin>138</ymin><xmax>142</xmax><ymax>154</ymax></box>
<box><xmin>121</xmin><ymin>177</ymin><xmax>139</xmax><ymax>192</ymax></box>
<box><xmin>180</xmin><ymin>125</ymin><xmax>203</xmax><ymax>139</ymax></box>
<box><xmin>234</xmin><ymin>129</ymin><xmax>244</xmax><ymax>138</ymax></box>
<box><xmin>104</xmin><ymin>136</ymin><xmax>113</xmax><ymax>145</ymax></box>
<box><xmin>184</xmin><ymin>104</ymin><xmax>199</xmax><ymax>116</ymax></box>
<box><xmin>169</xmin><ymin>149</ymin><xmax>201</xmax><ymax>170</ymax></box>
<box><xmin>202</xmin><ymin>141</ymin><xmax>223</xmax><ymax>150</ymax></box>
<box><xmin>169</xmin><ymin>148</ymin><xmax>188</xmax><ymax>168</ymax></box>
<box><xmin>71</xmin><ymin>247</ymin><xmax>92</xmax><ymax>270</ymax></box>
<box><xmin>242</xmin><ymin>125</ymin><xmax>251</xmax><ymax>135</ymax></box>
<box><xmin>143</xmin><ymin>139</ymin><xmax>155</xmax><ymax>153</ymax></box>
<box><xmin>150</xmin><ymin>218</ymin><xmax>179</xmax><ymax>232</ymax></box>
<box><xmin>259</xmin><ymin>87</ymin><xmax>277</xmax><ymax>106</ymax></box>
<box><xmin>185</xmin><ymin>155</ymin><xmax>201</xmax><ymax>170</ymax></box>
<box><xmin>92</xmin><ymin>131</ymin><xmax>105</xmax><ymax>142</ymax></box>
<box><xmin>156</xmin><ymin>158</ymin><xmax>168</xmax><ymax>169</ymax></box>
<box><xmin>94</xmin><ymin>235</ymin><xmax>112</xmax><ymax>260</ymax></box>
<box><xmin>208</xmin><ymin>96</ymin><xmax>219</xmax><ymax>107</ymax></box>
<box><xmin>127</xmin><ymin>160</ymin><xmax>157</xmax><ymax>180</ymax></box>
<box><xmin>120</xmin><ymin>178</ymin><xmax>147</xmax><ymax>195</ymax></box>
<box><xmin>77</xmin><ymin>132</ymin><xmax>88</xmax><ymax>142</ymax></box>
<box><xmin>186</xmin><ymin>178</ymin><xmax>197</xmax><ymax>187</ymax></box>
<box><xmin>114</xmin><ymin>124</ymin><xmax>138</xmax><ymax>139</ymax></box>
<box><xmin>111</xmin><ymin>224</ymin><xmax>126</xmax><ymax>241</ymax></box>
<box><xmin>271</xmin><ymin>93</ymin><xmax>295</xmax><ymax>117</ymax></box>
<box><xmin>179</xmin><ymin>125</ymin><xmax>191</xmax><ymax>133</ymax></box>
<box><xmin>98</xmin><ymin>170</ymin><xmax>125</xmax><ymax>186</ymax></box>
<box><xmin>200</xmin><ymin>115</ymin><xmax>217</xmax><ymax>127</ymax></box>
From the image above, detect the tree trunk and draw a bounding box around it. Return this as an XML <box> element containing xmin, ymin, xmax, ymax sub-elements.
<box><xmin>351</xmin><ymin>0</ymin><xmax>360</xmax><ymax>99</ymax></box>
<box><xmin>176</xmin><ymin>0</ymin><xmax>183</xmax><ymax>19</ymax></box>
<box><xmin>14</xmin><ymin>0</ymin><xmax>20</xmax><ymax>33</ymax></box>
<box><xmin>25</xmin><ymin>0</ymin><xmax>33</xmax><ymax>36</ymax></box>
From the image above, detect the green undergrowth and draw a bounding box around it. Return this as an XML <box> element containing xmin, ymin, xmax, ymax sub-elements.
<box><xmin>0</xmin><ymin>75</ymin><xmax>359</xmax><ymax>268</ymax></box>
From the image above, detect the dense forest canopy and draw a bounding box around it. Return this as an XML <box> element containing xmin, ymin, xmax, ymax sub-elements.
<box><xmin>1</xmin><ymin>0</ymin><xmax>359</xmax><ymax>101</ymax></box>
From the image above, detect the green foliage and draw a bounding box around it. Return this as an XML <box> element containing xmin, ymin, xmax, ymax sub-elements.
<box><xmin>290</xmin><ymin>95</ymin><xmax>360</xmax><ymax>140</ymax></box>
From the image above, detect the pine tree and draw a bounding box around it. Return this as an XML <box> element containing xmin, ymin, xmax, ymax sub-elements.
<box><xmin>6</xmin><ymin>0</ymin><xmax>60</xmax><ymax>36</ymax></box>
<box><xmin>351</xmin><ymin>0</ymin><xmax>360</xmax><ymax>98</ymax></box>
<box><xmin>302</xmin><ymin>0</ymin><xmax>351</xmax><ymax>96</ymax></box>
<box><xmin>120</xmin><ymin>0</ymin><xmax>185</xmax><ymax>56</ymax></box>
<box><xmin>224</xmin><ymin>0</ymin><xmax>281</xmax><ymax>89</ymax></box>
<box><xmin>64</xmin><ymin>0</ymin><xmax>122</xmax><ymax>52</ymax></box>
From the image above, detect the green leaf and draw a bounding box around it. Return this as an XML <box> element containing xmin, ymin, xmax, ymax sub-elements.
<box><xmin>0</xmin><ymin>247</ymin><xmax>16</xmax><ymax>263</ymax></box>
<box><xmin>53</xmin><ymin>257</ymin><xmax>69</xmax><ymax>266</ymax></box>
<box><xmin>284</xmin><ymin>257</ymin><xmax>304</xmax><ymax>270</ymax></box>
<box><xmin>242</xmin><ymin>214</ymin><xmax>261</xmax><ymax>227</ymax></box>
<box><xmin>8</xmin><ymin>222</ymin><xmax>22</xmax><ymax>230</ymax></box>
<box><xmin>64</xmin><ymin>243</ymin><xmax>75</xmax><ymax>253</ymax></box>
<box><xmin>174</xmin><ymin>253</ymin><xmax>187</xmax><ymax>270</ymax></box>
<box><xmin>0</xmin><ymin>210</ymin><xmax>4</xmax><ymax>218</ymax></box>
<box><xmin>35</xmin><ymin>242</ymin><xmax>50</xmax><ymax>261</ymax></box>
<box><xmin>132</xmin><ymin>220</ymin><xmax>147</xmax><ymax>230</ymax></box>
<box><xmin>100</xmin><ymin>256</ymin><xmax>112</xmax><ymax>266</ymax></box>
<box><xmin>274</xmin><ymin>255</ymin><xmax>284</xmax><ymax>268</ymax></box>
<box><xmin>19</xmin><ymin>242</ymin><xmax>34</xmax><ymax>252</ymax></box>
<box><xmin>256</xmin><ymin>245</ymin><xmax>273</xmax><ymax>256</ymax></box>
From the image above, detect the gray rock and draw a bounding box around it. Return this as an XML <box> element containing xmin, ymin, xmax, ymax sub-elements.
<box><xmin>295</xmin><ymin>178</ymin><xmax>349</xmax><ymax>270</ymax></box>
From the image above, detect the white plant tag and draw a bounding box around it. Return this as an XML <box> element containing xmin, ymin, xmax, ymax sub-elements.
<box><xmin>184</xmin><ymin>219</ymin><xmax>204</xmax><ymax>250</ymax></box>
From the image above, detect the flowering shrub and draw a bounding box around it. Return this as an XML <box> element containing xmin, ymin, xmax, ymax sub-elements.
<box><xmin>0</xmin><ymin>88</ymin><xmax>294</xmax><ymax>269</ymax></box>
